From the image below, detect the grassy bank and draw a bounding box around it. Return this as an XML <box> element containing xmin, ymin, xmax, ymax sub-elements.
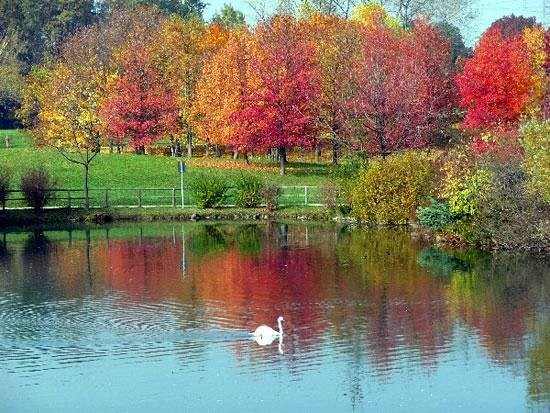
<box><xmin>0</xmin><ymin>206</ymin><xmax>332</xmax><ymax>228</ymax></box>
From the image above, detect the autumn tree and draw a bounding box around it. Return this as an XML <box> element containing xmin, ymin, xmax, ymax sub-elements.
<box><xmin>487</xmin><ymin>14</ymin><xmax>539</xmax><ymax>40</ymax></box>
<box><xmin>352</xmin><ymin>19</ymin><xmax>455</xmax><ymax>156</ymax></box>
<box><xmin>22</xmin><ymin>64</ymin><xmax>106</xmax><ymax>209</ymax></box>
<box><xmin>100</xmin><ymin>49</ymin><xmax>180</xmax><ymax>154</ymax></box>
<box><xmin>305</xmin><ymin>13</ymin><xmax>362</xmax><ymax>164</ymax></box>
<box><xmin>232</xmin><ymin>15</ymin><xmax>320</xmax><ymax>175</ymax></box>
<box><xmin>192</xmin><ymin>28</ymin><xmax>252</xmax><ymax>158</ymax></box>
<box><xmin>456</xmin><ymin>26</ymin><xmax>538</xmax><ymax>129</ymax></box>
<box><xmin>149</xmin><ymin>16</ymin><xmax>210</xmax><ymax>156</ymax></box>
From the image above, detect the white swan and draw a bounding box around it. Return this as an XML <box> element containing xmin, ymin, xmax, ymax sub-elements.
<box><xmin>251</xmin><ymin>316</ymin><xmax>284</xmax><ymax>346</ymax></box>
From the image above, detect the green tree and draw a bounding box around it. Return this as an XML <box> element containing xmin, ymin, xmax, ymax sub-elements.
<box><xmin>212</xmin><ymin>4</ymin><xmax>246</xmax><ymax>28</ymax></box>
<box><xmin>97</xmin><ymin>0</ymin><xmax>205</xmax><ymax>19</ymax></box>
<box><xmin>435</xmin><ymin>21</ymin><xmax>471</xmax><ymax>64</ymax></box>
<box><xmin>0</xmin><ymin>0</ymin><xmax>96</xmax><ymax>70</ymax></box>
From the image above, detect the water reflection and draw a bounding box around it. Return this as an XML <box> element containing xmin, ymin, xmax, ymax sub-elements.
<box><xmin>0</xmin><ymin>223</ymin><xmax>548</xmax><ymax>412</ymax></box>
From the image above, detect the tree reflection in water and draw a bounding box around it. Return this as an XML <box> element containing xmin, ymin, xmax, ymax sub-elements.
<box><xmin>0</xmin><ymin>223</ymin><xmax>547</xmax><ymax>406</ymax></box>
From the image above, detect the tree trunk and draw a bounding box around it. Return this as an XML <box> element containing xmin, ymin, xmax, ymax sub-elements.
<box><xmin>278</xmin><ymin>146</ymin><xmax>286</xmax><ymax>176</ymax></box>
<box><xmin>315</xmin><ymin>144</ymin><xmax>321</xmax><ymax>163</ymax></box>
<box><xmin>187</xmin><ymin>132</ymin><xmax>192</xmax><ymax>157</ymax></box>
<box><xmin>84</xmin><ymin>164</ymin><xmax>90</xmax><ymax>211</ymax></box>
<box><xmin>244</xmin><ymin>153</ymin><xmax>250</xmax><ymax>165</ymax></box>
<box><xmin>215</xmin><ymin>145</ymin><xmax>222</xmax><ymax>157</ymax></box>
<box><xmin>233</xmin><ymin>150</ymin><xmax>239</xmax><ymax>160</ymax></box>
<box><xmin>332</xmin><ymin>140</ymin><xmax>339</xmax><ymax>165</ymax></box>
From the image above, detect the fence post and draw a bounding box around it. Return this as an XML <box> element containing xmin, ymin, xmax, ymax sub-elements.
<box><xmin>304</xmin><ymin>186</ymin><xmax>309</xmax><ymax>206</ymax></box>
<box><xmin>172</xmin><ymin>188</ymin><xmax>176</xmax><ymax>208</ymax></box>
<box><xmin>105</xmin><ymin>189</ymin><xmax>109</xmax><ymax>208</ymax></box>
<box><xmin>67</xmin><ymin>190</ymin><xmax>72</xmax><ymax>211</ymax></box>
<box><xmin>138</xmin><ymin>189</ymin><xmax>142</xmax><ymax>208</ymax></box>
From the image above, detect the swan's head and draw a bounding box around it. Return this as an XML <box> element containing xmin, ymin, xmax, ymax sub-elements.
<box><xmin>277</xmin><ymin>316</ymin><xmax>284</xmax><ymax>322</ymax></box>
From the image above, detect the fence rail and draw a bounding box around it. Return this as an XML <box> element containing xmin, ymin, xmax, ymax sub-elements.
<box><xmin>2</xmin><ymin>186</ymin><xmax>325</xmax><ymax>210</ymax></box>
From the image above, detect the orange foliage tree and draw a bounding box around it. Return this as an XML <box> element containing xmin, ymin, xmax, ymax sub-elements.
<box><xmin>192</xmin><ymin>28</ymin><xmax>253</xmax><ymax>159</ymax></box>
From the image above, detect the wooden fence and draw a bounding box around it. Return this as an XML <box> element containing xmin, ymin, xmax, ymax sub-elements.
<box><xmin>2</xmin><ymin>186</ymin><xmax>325</xmax><ymax>210</ymax></box>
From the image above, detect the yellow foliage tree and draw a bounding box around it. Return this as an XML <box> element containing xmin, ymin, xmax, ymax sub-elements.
<box><xmin>522</xmin><ymin>26</ymin><xmax>548</xmax><ymax>119</ymax></box>
<box><xmin>26</xmin><ymin>64</ymin><xmax>106</xmax><ymax>209</ymax></box>
<box><xmin>351</xmin><ymin>2</ymin><xmax>402</xmax><ymax>31</ymax></box>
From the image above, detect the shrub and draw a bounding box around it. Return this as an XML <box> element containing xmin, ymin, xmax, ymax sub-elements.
<box><xmin>350</xmin><ymin>151</ymin><xmax>435</xmax><ymax>224</ymax></box>
<box><xmin>188</xmin><ymin>174</ymin><xmax>230</xmax><ymax>208</ymax></box>
<box><xmin>20</xmin><ymin>168</ymin><xmax>55</xmax><ymax>211</ymax></box>
<box><xmin>0</xmin><ymin>168</ymin><xmax>11</xmax><ymax>210</ymax></box>
<box><xmin>233</xmin><ymin>174</ymin><xmax>264</xmax><ymax>208</ymax></box>
<box><xmin>471</xmin><ymin>163</ymin><xmax>549</xmax><ymax>251</ymax></box>
<box><xmin>321</xmin><ymin>182</ymin><xmax>341</xmax><ymax>211</ymax></box>
<box><xmin>330</xmin><ymin>153</ymin><xmax>368</xmax><ymax>180</ymax></box>
<box><xmin>520</xmin><ymin>119</ymin><xmax>550</xmax><ymax>202</ymax></box>
<box><xmin>261</xmin><ymin>184</ymin><xmax>281</xmax><ymax>212</ymax></box>
<box><xmin>442</xmin><ymin>167</ymin><xmax>493</xmax><ymax>218</ymax></box>
<box><xmin>417</xmin><ymin>198</ymin><xmax>456</xmax><ymax>231</ymax></box>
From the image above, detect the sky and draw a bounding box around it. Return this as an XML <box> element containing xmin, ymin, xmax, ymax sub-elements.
<box><xmin>203</xmin><ymin>0</ymin><xmax>549</xmax><ymax>46</ymax></box>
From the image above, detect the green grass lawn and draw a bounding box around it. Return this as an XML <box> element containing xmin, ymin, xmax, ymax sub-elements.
<box><xmin>0</xmin><ymin>130</ymin><xmax>332</xmax><ymax>208</ymax></box>
<box><xmin>0</xmin><ymin>129</ymin><xmax>32</xmax><ymax>148</ymax></box>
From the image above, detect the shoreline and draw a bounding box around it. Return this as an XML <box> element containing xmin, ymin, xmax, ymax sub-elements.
<box><xmin>0</xmin><ymin>207</ymin><xmax>333</xmax><ymax>229</ymax></box>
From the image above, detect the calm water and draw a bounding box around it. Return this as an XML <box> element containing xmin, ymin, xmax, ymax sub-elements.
<box><xmin>0</xmin><ymin>223</ymin><xmax>548</xmax><ymax>412</ymax></box>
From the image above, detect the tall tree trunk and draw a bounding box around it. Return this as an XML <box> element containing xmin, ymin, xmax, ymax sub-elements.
<box><xmin>187</xmin><ymin>132</ymin><xmax>192</xmax><ymax>157</ymax></box>
<box><xmin>84</xmin><ymin>163</ymin><xmax>90</xmax><ymax>211</ymax></box>
<box><xmin>315</xmin><ymin>144</ymin><xmax>321</xmax><ymax>163</ymax></box>
<box><xmin>332</xmin><ymin>140</ymin><xmax>339</xmax><ymax>165</ymax></box>
<box><xmin>278</xmin><ymin>146</ymin><xmax>286</xmax><ymax>176</ymax></box>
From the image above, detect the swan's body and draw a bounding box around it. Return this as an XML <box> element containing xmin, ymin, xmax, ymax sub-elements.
<box><xmin>251</xmin><ymin>316</ymin><xmax>284</xmax><ymax>346</ymax></box>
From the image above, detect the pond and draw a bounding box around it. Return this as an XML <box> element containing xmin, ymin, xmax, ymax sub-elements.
<box><xmin>0</xmin><ymin>222</ymin><xmax>548</xmax><ymax>412</ymax></box>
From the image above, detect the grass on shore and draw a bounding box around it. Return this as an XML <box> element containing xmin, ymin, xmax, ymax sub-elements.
<box><xmin>0</xmin><ymin>206</ymin><xmax>332</xmax><ymax>230</ymax></box>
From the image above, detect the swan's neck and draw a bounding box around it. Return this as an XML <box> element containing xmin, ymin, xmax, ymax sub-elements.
<box><xmin>278</xmin><ymin>319</ymin><xmax>283</xmax><ymax>336</ymax></box>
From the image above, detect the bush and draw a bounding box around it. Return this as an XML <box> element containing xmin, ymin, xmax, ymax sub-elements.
<box><xmin>471</xmin><ymin>163</ymin><xmax>549</xmax><ymax>251</ymax></box>
<box><xmin>330</xmin><ymin>153</ymin><xmax>368</xmax><ymax>180</ymax></box>
<box><xmin>520</xmin><ymin>119</ymin><xmax>550</xmax><ymax>203</ymax></box>
<box><xmin>442</xmin><ymin>167</ymin><xmax>493</xmax><ymax>218</ymax></box>
<box><xmin>261</xmin><ymin>184</ymin><xmax>281</xmax><ymax>212</ymax></box>
<box><xmin>188</xmin><ymin>174</ymin><xmax>230</xmax><ymax>209</ymax></box>
<box><xmin>321</xmin><ymin>182</ymin><xmax>341</xmax><ymax>211</ymax></box>
<box><xmin>233</xmin><ymin>174</ymin><xmax>264</xmax><ymax>208</ymax></box>
<box><xmin>20</xmin><ymin>168</ymin><xmax>55</xmax><ymax>211</ymax></box>
<box><xmin>417</xmin><ymin>198</ymin><xmax>456</xmax><ymax>231</ymax></box>
<box><xmin>350</xmin><ymin>151</ymin><xmax>435</xmax><ymax>224</ymax></box>
<box><xmin>0</xmin><ymin>168</ymin><xmax>11</xmax><ymax>210</ymax></box>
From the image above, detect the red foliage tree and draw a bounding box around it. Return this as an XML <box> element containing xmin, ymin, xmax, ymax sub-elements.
<box><xmin>352</xmin><ymin>20</ymin><xmax>456</xmax><ymax>156</ymax></box>
<box><xmin>231</xmin><ymin>16</ymin><xmax>320</xmax><ymax>175</ymax></box>
<box><xmin>456</xmin><ymin>27</ymin><xmax>536</xmax><ymax>130</ymax></box>
<box><xmin>100</xmin><ymin>50</ymin><xmax>180</xmax><ymax>153</ymax></box>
